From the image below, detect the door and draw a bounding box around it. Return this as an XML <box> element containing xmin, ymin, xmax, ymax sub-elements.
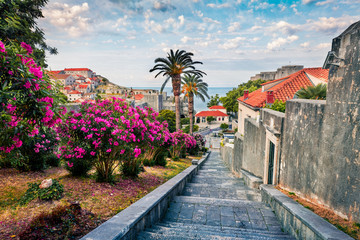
<box><xmin>268</xmin><ymin>141</ymin><xmax>275</xmax><ymax>184</ymax></box>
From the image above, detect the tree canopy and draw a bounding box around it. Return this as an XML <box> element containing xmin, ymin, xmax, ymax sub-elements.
<box><xmin>207</xmin><ymin>94</ymin><xmax>220</xmax><ymax>108</ymax></box>
<box><xmin>157</xmin><ymin>109</ymin><xmax>176</xmax><ymax>133</ymax></box>
<box><xmin>0</xmin><ymin>0</ymin><xmax>57</xmax><ymax>66</ymax></box>
<box><xmin>220</xmin><ymin>79</ymin><xmax>267</xmax><ymax>113</ymax></box>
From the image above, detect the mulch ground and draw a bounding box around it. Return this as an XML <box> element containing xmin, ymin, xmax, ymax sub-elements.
<box><xmin>0</xmin><ymin>157</ymin><xmax>193</xmax><ymax>240</ymax></box>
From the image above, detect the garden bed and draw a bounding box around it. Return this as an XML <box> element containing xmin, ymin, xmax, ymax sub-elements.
<box><xmin>0</xmin><ymin>157</ymin><xmax>195</xmax><ymax>240</ymax></box>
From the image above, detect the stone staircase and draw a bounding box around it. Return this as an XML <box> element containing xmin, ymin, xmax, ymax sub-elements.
<box><xmin>137</xmin><ymin>151</ymin><xmax>295</xmax><ymax>240</ymax></box>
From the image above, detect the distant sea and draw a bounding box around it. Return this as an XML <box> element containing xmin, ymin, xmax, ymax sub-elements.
<box><xmin>132</xmin><ymin>87</ymin><xmax>234</xmax><ymax>112</ymax></box>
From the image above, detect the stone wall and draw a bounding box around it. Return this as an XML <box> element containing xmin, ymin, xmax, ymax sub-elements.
<box><xmin>280</xmin><ymin>22</ymin><xmax>360</xmax><ymax>222</ymax></box>
<box><xmin>242</xmin><ymin>118</ymin><xmax>266</xmax><ymax>178</ymax></box>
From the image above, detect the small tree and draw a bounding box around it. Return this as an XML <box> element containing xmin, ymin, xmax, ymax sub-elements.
<box><xmin>207</xmin><ymin>94</ymin><xmax>220</xmax><ymax>108</ymax></box>
<box><xmin>157</xmin><ymin>109</ymin><xmax>176</xmax><ymax>132</ymax></box>
<box><xmin>220</xmin><ymin>123</ymin><xmax>229</xmax><ymax>131</ymax></box>
<box><xmin>265</xmin><ymin>99</ymin><xmax>286</xmax><ymax>113</ymax></box>
<box><xmin>206</xmin><ymin>116</ymin><xmax>215</xmax><ymax>124</ymax></box>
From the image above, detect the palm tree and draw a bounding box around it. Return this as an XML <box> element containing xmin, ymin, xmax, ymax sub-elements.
<box><xmin>150</xmin><ymin>49</ymin><xmax>206</xmax><ymax>130</ymax></box>
<box><xmin>295</xmin><ymin>84</ymin><xmax>327</xmax><ymax>100</ymax></box>
<box><xmin>181</xmin><ymin>74</ymin><xmax>209</xmax><ymax>135</ymax></box>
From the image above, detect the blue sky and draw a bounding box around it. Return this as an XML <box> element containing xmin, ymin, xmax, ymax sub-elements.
<box><xmin>40</xmin><ymin>0</ymin><xmax>360</xmax><ymax>88</ymax></box>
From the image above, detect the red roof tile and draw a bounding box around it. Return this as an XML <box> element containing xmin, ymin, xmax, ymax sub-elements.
<box><xmin>49</xmin><ymin>73</ymin><xmax>70</xmax><ymax>80</ymax></box>
<box><xmin>135</xmin><ymin>94</ymin><xmax>144</xmax><ymax>100</ymax></box>
<box><xmin>238</xmin><ymin>68</ymin><xmax>329</xmax><ymax>108</ymax></box>
<box><xmin>209</xmin><ymin>105</ymin><xmax>226</xmax><ymax>109</ymax></box>
<box><xmin>78</xmin><ymin>84</ymin><xmax>89</xmax><ymax>88</ymax></box>
<box><xmin>64</xmin><ymin>68</ymin><xmax>92</xmax><ymax>71</ymax></box>
<box><xmin>68</xmin><ymin>90</ymin><xmax>82</xmax><ymax>94</ymax></box>
<box><xmin>195</xmin><ymin>110</ymin><xmax>228</xmax><ymax>117</ymax></box>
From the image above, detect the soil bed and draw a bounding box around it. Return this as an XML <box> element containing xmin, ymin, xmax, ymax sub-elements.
<box><xmin>0</xmin><ymin>157</ymin><xmax>193</xmax><ymax>240</ymax></box>
<box><xmin>277</xmin><ymin>187</ymin><xmax>360</xmax><ymax>240</ymax></box>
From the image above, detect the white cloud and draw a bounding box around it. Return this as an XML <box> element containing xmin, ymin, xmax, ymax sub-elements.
<box><xmin>278</xmin><ymin>4</ymin><xmax>286</xmax><ymax>11</ymax></box>
<box><xmin>153</xmin><ymin>1</ymin><xmax>175</xmax><ymax>12</ymax></box>
<box><xmin>269</xmin><ymin>21</ymin><xmax>300</xmax><ymax>35</ymax></box>
<box><xmin>43</xmin><ymin>2</ymin><xmax>91</xmax><ymax>37</ymax></box>
<box><xmin>218</xmin><ymin>37</ymin><xmax>246</xmax><ymax>50</ymax></box>
<box><xmin>228</xmin><ymin>22</ymin><xmax>241</xmax><ymax>32</ymax></box>
<box><xmin>307</xmin><ymin>16</ymin><xmax>359</xmax><ymax>34</ymax></box>
<box><xmin>255</xmin><ymin>2</ymin><xmax>275</xmax><ymax>10</ymax></box>
<box><xmin>302</xmin><ymin>0</ymin><xmax>318</xmax><ymax>4</ymax></box>
<box><xmin>316</xmin><ymin>0</ymin><xmax>335</xmax><ymax>5</ymax></box>
<box><xmin>181</xmin><ymin>36</ymin><xmax>191</xmax><ymax>43</ymax></box>
<box><xmin>315</xmin><ymin>42</ymin><xmax>331</xmax><ymax>49</ymax></box>
<box><xmin>193</xmin><ymin>10</ymin><xmax>203</xmax><ymax>17</ymax></box>
<box><xmin>203</xmin><ymin>17</ymin><xmax>221</xmax><ymax>24</ymax></box>
<box><xmin>207</xmin><ymin>3</ymin><xmax>231</xmax><ymax>8</ymax></box>
<box><xmin>300</xmin><ymin>42</ymin><xmax>310</xmax><ymax>48</ymax></box>
<box><xmin>250</xmin><ymin>25</ymin><xmax>262</xmax><ymax>31</ymax></box>
<box><xmin>267</xmin><ymin>35</ymin><xmax>299</xmax><ymax>50</ymax></box>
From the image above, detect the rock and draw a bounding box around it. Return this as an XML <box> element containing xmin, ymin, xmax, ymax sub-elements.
<box><xmin>39</xmin><ymin>179</ymin><xmax>53</xmax><ymax>189</ymax></box>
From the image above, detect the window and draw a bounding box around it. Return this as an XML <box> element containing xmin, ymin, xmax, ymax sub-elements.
<box><xmin>222</xmin><ymin>117</ymin><xmax>224</xmax><ymax>121</ymax></box>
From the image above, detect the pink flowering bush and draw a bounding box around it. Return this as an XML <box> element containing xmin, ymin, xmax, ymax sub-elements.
<box><xmin>57</xmin><ymin>98</ymin><xmax>172</xmax><ymax>181</ymax></box>
<box><xmin>169</xmin><ymin>131</ymin><xmax>197</xmax><ymax>160</ymax></box>
<box><xmin>0</xmin><ymin>41</ymin><xmax>65</xmax><ymax>170</ymax></box>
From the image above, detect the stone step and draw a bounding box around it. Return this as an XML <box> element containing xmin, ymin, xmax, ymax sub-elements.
<box><xmin>185</xmin><ymin>183</ymin><xmax>250</xmax><ymax>190</ymax></box>
<box><xmin>153</xmin><ymin>222</ymin><xmax>292</xmax><ymax>238</ymax></box>
<box><xmin>173</xmin><ymin>196</ymin><xmax>265</xmax><ymax>208</ymax></box>
<box><xmin>138</xmin><ymin>227</ymin><xmax>295</xmax><ymax>240</ymax></box>
<box><xmin>182</xmin><ymin>187</ymin><xmax>261</xmax><ymax>201</ymax></box>
<box><xmin>191</xmin><ymin>177</ymin><xmax>246</xmax><ymax>186</ymax></box>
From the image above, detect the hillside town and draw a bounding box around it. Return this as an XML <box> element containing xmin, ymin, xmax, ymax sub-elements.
<box><xmin>48</xmin><ymin>68</ymin><xmax>189</xmax><ymax>114</ymax></box>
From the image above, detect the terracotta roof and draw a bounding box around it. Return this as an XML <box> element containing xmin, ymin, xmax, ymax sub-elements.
<box><xmin>64</xmin><ymin>68</ymin><xmax>92</xmax><ymax>72</ymax></box>
<box><xmin>238</xmin><ymin>68</ymin><xmax>329</xmax><ymax>108</ymax></box>
<box><xmin>68</xmin><ymin>90</ymin><xmax>82</xmax><ymax>95</ymax></box>
<box><xmin>209</xmin><ymin>105</ymin><xmax>226</xmax><ymax>109</ymax></box>
<box><xmin>195</xmin><ymin>110</ymin><xmax>228</xmax><ymax>117</ymax></box>
<box><xmin>134</xmin><ymin>94</ymin><xmax>144</xmax><ymax>100</ymax></box>
<box><xmin>78</xmin><ymin>85</ymin><xmax>89</xmax><ymax>88</ymax></box>
<box><xmin>48</xmin><ymin>70</ymin><xmax>62</xmax><ymax>75</ymax></box>
<box><xmin>49</xmin><ymin>73</ymin><xmax>70</xmax><ymax>80</ymax></box>
<box><xmin>64</xmin><ymin>86</ymin><xmax>72</xmax><ymax>90</ymax></box>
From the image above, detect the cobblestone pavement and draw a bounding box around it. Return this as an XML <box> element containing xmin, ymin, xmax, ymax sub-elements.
<box><xmin>137</xmin><ymin>151</ymin><xmax>295</xmax><ymax>239</ymax></box>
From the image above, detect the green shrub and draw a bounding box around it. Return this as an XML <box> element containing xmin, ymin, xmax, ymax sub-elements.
<box><xmin>65</xmin><ymin>155</ymin><xmax>93</xmax><ymax>177</ymax></box>
<box><xmin>120</xmin><ymin>158</ymin><xmax>142</xmax><ymax>178</ymax></box>
<box><xmin>220</xmin><ymin>123</ymin><xmax>229</xmax><ymax>131</ymax></box>
<box><xmin>154</xmin><ymin>151</ymin><xmax>168</xmax><ymax>167</ymax></box>
<box><xmin>45</xmin><ymin>154</ymin><xmax>60</xmax><ymax>167</ymax></box>
<box><xmin>181</xmin><ymin>118</ymin><xmax>190</xmax><ymax>125</ymax></box>
<box><xmin>20</xmin><ymin>179</ymin><xmax>64</xmax><ymax>205</ymax></box>
<box><xmin>143</xmin><ymin>158</ymin><xmax>155</xmax><ymax>167</ymax></box>
<box><xmin>172</xmin><ymin>156</ymin><xmax>180</xmax><ymax>161</ymax></box>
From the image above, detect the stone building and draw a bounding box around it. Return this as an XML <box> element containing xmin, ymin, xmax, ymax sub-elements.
<box><xmin>249</xmin><ymin>65</ymin><xmax>304</xmax><ymax>81</ymax></box>
<box><xmin>221</xmin><ymin>21</ymin><xmax>360</xmax><ymax>222</ymax></box>
<box><xmin>237</xmin><ymin>67</ymin><xmax>328</xmax><ymax>134</ymax></box>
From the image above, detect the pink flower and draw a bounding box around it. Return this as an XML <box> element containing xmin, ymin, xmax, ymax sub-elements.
<box><xmin>8</xmin><ymin>71</ymin><xmax>13</xmax><ymax>75</ymax></box>
<box><xmin>0</xmin><ymin>41</ymin><xmax>5</xmax><ymax>53</ymax></box>
<box><xmin>90</xmin><ymin>151</ymin><xmax>96</xmax><ymax>156</ymax></box>
<box><xmin>67</xmin><ymin>161</ymin><xmax>74</xmax><ymax>168</ymax></box>
<box><xmin>20</xmin><ymin>42</ymin><xmax>33</xmax><ymax>54</ymax></box>
<box><xmin>106</xmin><ymin>149</ymin><xmax>111</xmax><ymax>153</ymax></box>
<box><xmin>24</xmin><ymin>81</ymin><xmax>31</xmax><ymax>89</ymax></box>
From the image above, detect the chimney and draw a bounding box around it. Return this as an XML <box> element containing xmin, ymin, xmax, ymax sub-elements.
<box><xmin>266</xmin><ymin>91</ymin><xmax>274</xmax><ymax>104</ymax></box>
<box><xmin>244</xmin><ymin>90</ymin><xmax>249</xmax><ymax>100</ymax></box>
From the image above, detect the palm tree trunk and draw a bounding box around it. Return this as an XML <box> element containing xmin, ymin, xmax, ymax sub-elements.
<box><xmin>189</xmin><ymin>93</ymin><xmax>194</xmax><ymax>135</ymax></box>
<box><xmin>172</xmin><ymin>74</ymin><xmax>181</xmax><ymax>131</ymax></box>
